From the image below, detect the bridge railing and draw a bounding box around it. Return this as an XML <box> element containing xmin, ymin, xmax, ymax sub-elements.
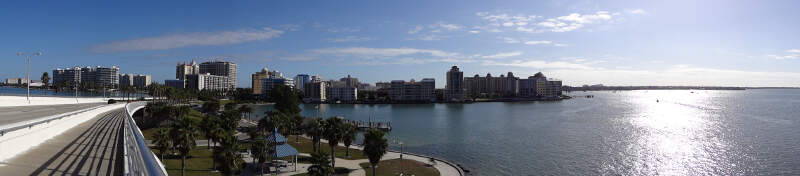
<box><xmin>123</xmin><ymin>101</ymin><xmax>168</xmax><ymax>176</ymax></box>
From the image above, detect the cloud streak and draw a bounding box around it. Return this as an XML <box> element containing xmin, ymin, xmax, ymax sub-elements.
<box><xmin>89</xmin><ymin>27</ymin><xmax>283</xmax><ymax>53</ymax></box>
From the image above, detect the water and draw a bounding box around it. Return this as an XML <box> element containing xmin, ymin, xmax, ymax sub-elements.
<box><xmin>241</xmin><ymin>89</ymin><xmax>800</xmax><ymax>175</ymax></box>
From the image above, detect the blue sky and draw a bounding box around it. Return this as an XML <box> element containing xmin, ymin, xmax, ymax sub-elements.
<box><xmin>2</xmin><ymin>0</ymin><xmax>799</xmax><ymax>87</ymax></box>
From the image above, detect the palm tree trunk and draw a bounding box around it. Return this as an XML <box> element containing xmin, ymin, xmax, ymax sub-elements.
<box><xmin>181</xmin><ymin>156</ymin><xmax>186</xmax><ymax>176</ymax></box>
<box><xmin>346</xmin><ymin>146</ymin><xmax>350</xmax><ymax>157</ymax></box>
<box><xmin>331</xmin><ymin>145</ymin><xmax>336</xmax><ymax>168</ymax></box>
<box><xmin>372</xmin><ymin>164</ymin><xmax>377</xmax><ymax>176</ymax></box>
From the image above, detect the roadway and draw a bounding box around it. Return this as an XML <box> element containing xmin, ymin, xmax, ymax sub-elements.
<box><xmin>0</xmin><ymin>103</ymin><xmax>106</xmax><ymax>126</ymax></box>
<box><xmin>0</xmin><ymin>108</ymin><xmax>125</xmax><ymax>175</ymax></box>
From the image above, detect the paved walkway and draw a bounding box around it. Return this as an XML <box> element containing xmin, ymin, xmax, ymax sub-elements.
<box><xmin>0</xmin><ymin>108</ymin><xmax>125</xmax><ymax>175</ymax></box>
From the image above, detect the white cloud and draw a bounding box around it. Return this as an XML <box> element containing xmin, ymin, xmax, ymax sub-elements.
<box><xmin>327</xmin><ymin>36</ymin><xmax>372</xmax><ymax>42</ymax></box>
<box><xmin>311</xmin><ymin>47</ymin><xmax>458</xmax><ymax>58</ymax></box>
<box><xmin>630</xmin><ymin>9</ymin><xmax>647</xmax><ymax>14</ymax></box>
<box><xmin>481</xmin><ymin>51</ymin><xmax>523</xmax><ymax>59</ymax></box>
<box><xmin>476</xmin><ymin>11</ymin><xmax>619</xmax><ymax>33</ymax></box>
<box><xmin>503</xmin><ymin>37</ymin><xmax>521</xmax><ymax>44</ymax></box>
<box><xmin>408</xmin><ymin>25</ymin><xmax>424</xmax><ymax>34</ymax></box>
<box><xmin>436</xmin><ymin>22</ymin><xmax>462</xmax><ymax>31</ymax></box>
<box><xmin>483</xmin><ymin>59</ymin><xmax>595</xmax><ymax>70</ymax></box>
<box><xmin>468</xmin><ymin>30</ymin><xmax>480</xmax><ymax>34</ymax></box>
<box><xmin>554</xmin><ymin>43</ymin><xmax>568</xmax><ymax>47</ymax></box>
<box><xmin>767</xmin><ymin>49</ymin><xmax>800</xmax><ymax>60</ymax></box>
<box><xmin>89</xmin><ymin>27</ymin><xmax>283</xmax><ymax>53</ymax></box>
<box><xmin>524</xmin><ymin>40</ymin><xmax>553</xmax><ymax>45</ymax></box>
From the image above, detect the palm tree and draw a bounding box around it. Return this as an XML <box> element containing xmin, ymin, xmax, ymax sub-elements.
<box><xmin>153</xmin><ymin>128</ymin><xmax>172</xmax><ymax>162</ymax></box>
<box><xmin>41</xmin><ymin>72</ymin><xmax>50</xmax><ymax>93</ymax></box>
<box><xmin>216</xmin><ymin>132</ymin><xmax>243</xmax><ymax>176</ymax></box>
<box><xmin>323</xmin><ymin>117</ymin><xmax>344</xmax><ymax>168</ymax></box>
<box><xmin>307</xmin><ymin>151</ymin><xmax>332</xmax><ymax>176</ymax></box>
<box><xmin>248</xmin><ymin>126</ymin><xmax>269</xmax><ymax>175</ymax></box>
<box><xmin>171</xmin><ymin>117</ymin><xmax>198</xmax><ymax>176</ymax></box>
<box><xmin>292</xmin><ymin>115</ymin><xmax>304</xmax><ymax>143</ymax></box>
<box><xmin>200</xmin><ymin>115</ymin><xmax>223</xmax><ymax>171</ymax></box>
<box><xmin>305</xmin><ymin>118</ymin><xmax>324</xmax><ymax>152</ymax></box>
<box><xmin>202</xmin><ymin>100</ymin><xmax>221</xmax><ymax>114</ymax></box>
<box><xmin>341</xmin><ymin>123</ymin><xmax>357</xmax><ymax>158</ymax></box>
<box><xmin>363</xmin><ymin>129</ymin><xmax>388</xmax><ymax>176</ymax></box>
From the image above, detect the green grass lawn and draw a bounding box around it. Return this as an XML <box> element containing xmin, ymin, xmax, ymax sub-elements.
<box><xmin>152</xmin><ymin>146</ymin><xmax>221</xmax><ymax>176</ymax></box>
<box><xmin>359</xmin><ymin>159</ymin><xmax>440</xmax><ymax>176</ymax></box>
<box><xmin>286</xmin><ymin>135</ymin><xmax>366</xmax><ymax>160</ymax></box>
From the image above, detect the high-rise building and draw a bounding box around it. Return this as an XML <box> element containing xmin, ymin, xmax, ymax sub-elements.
<box><xmin>519</xmin><ymin>72</ymin><xmax>561</xmax><ymax>98</ymax></box>
<box><xmin>339</xmin><ymin>75</ymin><xmax>359</xmax><ymax>88</ymax></box>
<box><xmin>200</xmin><ymin>60</ymin><xmax>237</xmax><ymax>89</ymax></box>
<box><xmin>328</xmin><ymin>87</ymin><xmax>357</xmax><ymax>102</ymax></box>
<box><xmin>165</xmin><ymin>80</ymin><xmax>185</xmax><ymax>89</ymax></box>
<box><xmin>389</xmin><ymin>78</ymin><xmax>436</xmax><ymax>102</ymax></box>
<box><xmin>186</xmin><ymin>73</ymin><xmax>229</xmax><ymax>91</ymax></box>
<box><xmin>464</xmin><ymin>71</ymin><xmax>519</xmax><ymax>98</ymax></box>
<box><xmin>252</xmin><ymin>68</ymin><xmax>270</xmax><ymax>95</ymax></box>
<box><xmin>53</xmin><ymin>67</ymin><xmax>81</xmax><ymax>86</ymax></box>
<box><xmin>120</xmin><ymin>74</ymin><xmax>134</xmax><ymax>87</ymax></box>
<box><xmin>445</xmin><ymin>66</ymin><xmax>465</xmax><ymax>101</ymax></box>
<box><xmin>176</xmin><ymin>60</ymin><xmax>200</xmax><ymax>80</ymax></box>
<box><xmin>133</xmin><ymin>74</ymin><xmax>152</xmax><ymax>88</ymax></box>
<box><xmin>295</xmin><ymin>74</ymin><xmax>310</xmax><ymax>91</ymax></box>
<box><xmin>303</xmin><ymin>81</ymin><xmax>327</xmax><ymax>102</ymax></box>
<box><xmin>261</xmin><ymin>77</ymin><xmax>293</xmax><ymax>98</ymax></box>
<box><xmin>53</xmin><ymin>66</ymin><xmax>118</xmax><ymax>88</ymax></box>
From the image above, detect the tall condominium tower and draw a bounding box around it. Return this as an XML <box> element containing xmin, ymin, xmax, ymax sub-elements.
<box><xmin>445</xmin><ymin>66</ymin><xmax>465</xmax><ymax>101</ymax></box>
<box><xmin>176</xmin><ymin>60</ymin><xmax>199</xmax><ymax>80</ymax></box>
<box><xmin>200</xmin><ymin>60</ymin><xmax>237</xmax><ymax>89</ymax></box>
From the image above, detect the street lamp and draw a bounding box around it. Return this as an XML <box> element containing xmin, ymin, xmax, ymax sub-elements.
<box><xmin>392</xmin><ymin>138</ymin><xmax>405</xmax><ymax>174</ymax></box>
<box><xmin>17</xmin><ymin>52</ymin><xmax>42</xmax><ymax>104</ymax></box>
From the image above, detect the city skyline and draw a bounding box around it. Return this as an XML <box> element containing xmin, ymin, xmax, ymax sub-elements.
<box><xmin>2</xmin><ymin>0</ymin><xmax>800</xmax><ymax>87</ymax></box>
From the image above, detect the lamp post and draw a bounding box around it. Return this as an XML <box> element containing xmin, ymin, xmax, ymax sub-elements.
<box><xmin>17</xmin><ymin>52</ymin><xmax>42</xmax><ymax>104</ymax></box>
<box><xmin>392</xmin><ymin>138</ymin><xmax>405</xmax><ymax>174</ymax></box>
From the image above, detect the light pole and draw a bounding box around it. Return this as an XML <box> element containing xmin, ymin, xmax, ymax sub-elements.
<box><xmin>17</xmin><ymin>52</ymin><xmax>42</xmax><ymax>104</ymax></box>
<box><xmin>392</xmin><ymin>138</ymin><xmax>405</xmax><ymax>174</ymax></box>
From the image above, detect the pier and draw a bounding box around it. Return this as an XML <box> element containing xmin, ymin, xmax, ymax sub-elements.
<box><xmin>344</xmin><ymin>119</ymin><xmax>392</xmax><ymax>131</ymax></box>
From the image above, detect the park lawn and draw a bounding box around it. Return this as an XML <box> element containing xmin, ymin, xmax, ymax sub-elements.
<box><xmin>286</xmin><ymin>135</ymin><xmax>366</xmax><ymax>160</ymax></box>
<box><xmin>359</xmin><ymin>159</ymin><xmax>440</xmax><ymax>176</ymax></box>
<box><xmin>152</xmin><ymin>146</ymin><xmax>221</xmax><ymax>176</ymax></box>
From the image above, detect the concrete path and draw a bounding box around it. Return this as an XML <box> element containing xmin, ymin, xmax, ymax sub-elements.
<box><xmin>0</xmin><ymin>108</ymin><xmax>125</xmax><ymax>175</ymax></box>
<box><xmin>0</xmin><ymin>102</ymin><xmax>106</xmax><ymax>125</ymax></box>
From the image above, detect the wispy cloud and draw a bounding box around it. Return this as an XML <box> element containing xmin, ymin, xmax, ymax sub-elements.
<box><xmin>476</xmin><ymin>10</ymin><xmax>623</xmax><ymax>33</ymax></box>
<box><xmin>524</xmin><ymin>40</ymin><xmax>553</xmax><ymax>45</ymax></box>
<box><xmin>767</xmin><ymin>49</ymin><xmax>800</xmax><ymax>60</ymax></box>
<box><xmin>326</xmin><ymin>36</ymin><xmax>372</xmax><ymax>42</ymax></box>
<box><xmin>629</xmin><ymin>9</ymin><xmax>647</xmax><ymax>14</ymax></box>
<box><xmin>481</xmin><ymin>51</ymin><xmax>523</xmax><ymax>59</ymax></box>
<box><xmin>483</xmin><ymin>59</ymin><xmax>596</xmax><ymax>70</ymax></box>
<box><xmin>311</xmin><ymin>47</ymin><xmax>458</xmax><ymax>58</ymax></box>
<box><xmin>408</xmin><ymin>25</ymin><xmax>424</xmax><ymax>34</ymax></box>
<box><xmin>89</xmin><ymin>27</ymin><xmax>283</xmax><ymax>53</ymax></box>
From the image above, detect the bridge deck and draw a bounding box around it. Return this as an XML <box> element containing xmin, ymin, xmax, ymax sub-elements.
<box><xmin>0</xmin><ymin>108</ymin><xmax>125</xmax><ymax>175</ymax></box>
<box><xmin>0</xmin><ymin>103</ymin><xmax>106</xmax><ymax>126</ymax></box>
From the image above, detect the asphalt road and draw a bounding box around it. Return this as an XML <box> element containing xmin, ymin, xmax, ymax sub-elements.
<box><xmin>0</xmin><ymin>103</ymin><xmax>106</xmax><ymax>126</ymax></box>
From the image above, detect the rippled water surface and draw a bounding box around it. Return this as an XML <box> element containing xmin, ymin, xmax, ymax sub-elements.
<box><xmin>250</xmin><ymin>89</ymin><xmax>800</xmax><ymax>175</ymax></box>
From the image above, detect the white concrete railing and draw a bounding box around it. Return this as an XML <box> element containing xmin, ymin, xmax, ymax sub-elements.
<box><xmin>122</xmin><ymin>101</ymin><xmax>168</xmax><ymax>176</ymax></box>
<box><xmin>0</xmin><ymin>103</ymin><xmax>123</xmax><ymax>162</ymax></box>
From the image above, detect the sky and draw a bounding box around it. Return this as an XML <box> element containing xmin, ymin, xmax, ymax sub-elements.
<box><xmin>2</xmin><ymin>0</ymin><xmax>799</xmax><ymax>88</ymax></box>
